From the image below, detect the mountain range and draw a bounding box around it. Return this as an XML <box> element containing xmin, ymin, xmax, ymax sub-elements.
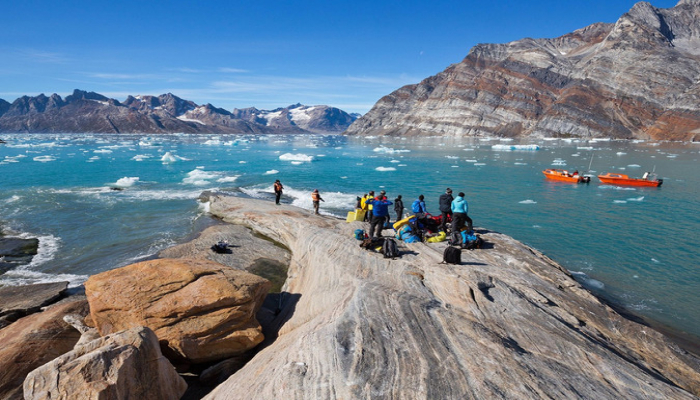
<box><xmin>345</xmin><ymin>0</ymin><xmax>700</xmax><ymax>141</ymax></box>
<box><xmin>0</xmin><ymin>90</ymin><xmax>359</xmax><ymax>135</ymax></box>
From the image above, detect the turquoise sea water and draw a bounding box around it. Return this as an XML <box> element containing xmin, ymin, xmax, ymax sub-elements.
<box><xmin>1</xmin><ymin>133</ymin><xmax>698</xmax><ymax>340</ymax></box>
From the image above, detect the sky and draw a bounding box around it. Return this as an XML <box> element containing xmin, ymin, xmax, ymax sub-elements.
<box><xmin>0</xmin><ymin>0</ymin><xmax>680</xmax><ymax>114</ymax></box>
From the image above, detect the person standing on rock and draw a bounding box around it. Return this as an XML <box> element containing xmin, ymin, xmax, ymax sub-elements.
<box><xmin>451</xmin><ymin>192</ymin><xmax>473</xmax><ymax>233</ymax></box>
<box><xmin>311</xmin><ymin>189</ymin><xmax>325</xmax><ymax>214</ymax></box>
<box><xmin>438</xmin><ymin>188</ymin><xmax>454</xmax><ymax>232</ymax></box>
<box><xmin>368</xmin><ymin>194</ymin><xmax>393</xmax><ymax>238</ymax></box>
<box><xmin>394</xmin><ymin>195</ymin><xmax>404</xmax><ymax>222</ymax></box>
<box><xmin>274</xmin><ymin>179</ymin><xmax>284</xmax><ymax>205</ymax></box>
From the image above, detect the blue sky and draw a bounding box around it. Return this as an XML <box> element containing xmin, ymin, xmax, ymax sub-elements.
<box><xmin>1</xmin><ymin>0</ymin><xmax>679</xmax><ymax>114</ymax></box>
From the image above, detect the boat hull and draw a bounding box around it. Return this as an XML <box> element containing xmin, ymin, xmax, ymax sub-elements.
<box><xmin>542</xmin><ymin>169</ymin><xmax>590</xmax><ymax>183</ymax></box>
<box><xmin>597</xmin><ymin>173</ymin><xmax>662</xmax><ymax>187</ymax></box>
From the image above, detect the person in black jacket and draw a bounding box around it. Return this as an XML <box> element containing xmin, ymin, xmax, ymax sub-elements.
<box><xmin>394</xmin><ymin>195</ymin><xmax>404</xmax><ymax>222</ymax></box>
<box><xmin>438</xmin><ymin>188</ymin><xmax>454</xmax><ymax>232</ymax></box>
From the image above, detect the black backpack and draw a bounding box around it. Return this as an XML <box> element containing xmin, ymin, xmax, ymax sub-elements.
<box><xmin>442</xmin><ymin>246</ymin><xmax>461</xmax><ymax>264</ymax></box>
<box><xmin>383</xmin><ymin>238</ymin><xmax>400</xmax><ymax>259</ymax></box>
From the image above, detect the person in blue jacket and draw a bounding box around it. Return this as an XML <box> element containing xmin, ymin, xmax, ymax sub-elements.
<box><xmin>451</xmin><ymin>192</ymin><xmax>473</xmax><ymax>233</ymax></box>
<box><xmin>368</xmin><ymin>194</ymin><xmax>393</xmax><ymax>238</ymax></box>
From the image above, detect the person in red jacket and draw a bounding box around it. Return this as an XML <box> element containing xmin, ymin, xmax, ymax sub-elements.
<box><xmin>273</xmin><ymin>179</ymin><xmax>284</xmax><ymax>205</ymax></box>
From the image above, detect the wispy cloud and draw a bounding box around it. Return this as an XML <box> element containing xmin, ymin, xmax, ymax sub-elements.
<box><xmin>16</xmin><ymin>48</ymin><xmax>68</xmax><ymax>64</ymax></box>
<box><xmin>218</xmin><ymin>67</ymin><xmax>248</xmax><ymax>73</ymax></box>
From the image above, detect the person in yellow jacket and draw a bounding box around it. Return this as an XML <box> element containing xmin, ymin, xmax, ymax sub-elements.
<box><xmin>361</xmin><ymin>191</ymin><xmax>374</xmax><ymax>221</ymax></box>
<box><xmin>312</xmin><ymin>189</ymin><xmax>325</xmax><ymax>214</ymax></box>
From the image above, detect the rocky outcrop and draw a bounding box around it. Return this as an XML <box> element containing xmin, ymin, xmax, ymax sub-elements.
<box><xmin>0</xmin><ymin>236</ymin><xmax>39</xmax><ymax>274</ymax></box>
<box><xmin>346</xmin><ymin>1</ymin><xmax>700</xmax><ymax>141</ymax></box>
<box><xmin>158</xmin><ymin>224</ymin><xmax>290</xmax><ymax>292</ymax></box>
<box><xmin>84</xmin><ymin>258</ymin><xmax>272</xmax><ymax>363</ymax></box>
<box><xmin>0</xmin><ymin>90</ymin><xmax>358</xmax><ymax>135</ymax></box>
<box><xmin>202</xmin><ymin>195</ymin><xmax>700</xmax><ymax>399</ymax></box>
<box><xmin>23</xmin><ymin>326</ymin><xmax>187</xmax><ymax>400</ymax></box>
<box><xmin>0</xmin><ymin>281</ymin><xmax>68</xmax><ymax>328</ymax></box>
<box><xmin>0</xmin><ymin>299</ymin><xmax>88</xmax><ymax>400</ymax></box>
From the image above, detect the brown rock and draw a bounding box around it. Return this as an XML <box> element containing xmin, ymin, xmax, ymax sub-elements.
<box><xmin>84</xmin><ymin>258</ymin><xmax>271</xmax><ymax>363</ymax></box>
<box><xmin>0</xmin><ymin>299</ymin><xmax>88</xmax><ymax>400</ymax></box>
<box><xmin>23</xmin><ymin>326</ymin><xmax>187</xmax><ymax>400</ymax></box>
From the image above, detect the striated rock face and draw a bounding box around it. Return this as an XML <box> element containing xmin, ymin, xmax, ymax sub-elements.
<box><xmin>0</xmin><ymin>90</ymin><xmax>358</xmax><ymax>135</ymax></box>
<box><xmin>346</xmin><ymin>1</ymin><xmax>700</xmax><ymax>141</ymax></box>
<box><xmin>0</xmin><ymin>299</ymin><xmax>88</xmax><ymax>400</ymax></box>
<box><xmin>84</xmin><ymin>258</ymin><xmax>271</xmax><ymax>363</ymax></box>
<box><xmin>204</xmin><ymin>196</ymin><xmax>700</xmax><ymax>399</ymax></box>
<box><xmin>23</xmin><ymin>326</ymin><xmax>187</xmax><ymax>400</ymax></box>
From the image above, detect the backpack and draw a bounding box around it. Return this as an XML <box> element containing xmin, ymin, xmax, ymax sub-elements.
<box><xmin>411</xmin><ymin>200</ymin><xmax>421</xmax><ymax>213</ymax></box>
<box><xmin>442</xmin><ymin>246</ymin><xmax>461</xmax><ymax>264</ymax></box>
<box><xmin>354</xmin><ymin>229</ymin><xmax>366</xmax><ymax>240</ymax></box>
<box><xmin>462</xmin><ymin>235</ymin><xmax>483</xmax><ymax>250</ymax></box>
<box><xmin>448</xmin><ymin>231</ymin><xmax>463</xmax><ymax>246</ymax></box>
<box><xmin>382</xmin><ymin>238</ymin><xmax>400</xmax><ymax>259</ymax></box>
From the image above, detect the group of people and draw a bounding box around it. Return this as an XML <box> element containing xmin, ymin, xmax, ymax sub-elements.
<box><xmin>357</xmin><ymin>188</ymin><xmax>472</xmax><ymax>239</ymax></box>
<box><xmin>273</xmin><ymin>180</ymin><xmax>472</xmax><ymax>234</ymax></box>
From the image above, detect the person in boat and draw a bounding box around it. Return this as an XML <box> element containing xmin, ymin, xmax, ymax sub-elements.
<box><xmin>643</xmin><ymin>172</ymin><xmax>650</xmax><ymax>180</ymax></box>
<box><xmin>394</xmin><ymin>195</ymin><xmax>404</xmax><ymax>222</ymax></box>
<box><xmin>273</xmin><ymin>179</ymin><xmax>284</xmax><ymax>205</ymax></box>
<box><xmin>451</xmin><ymin>192</ymin><xmax>473</xmax><ymax>233</ymax></box>
<box><xmin>572</xmin><ymin>170</ymin><xmax>579</xmax><ymax>177</ymax></box>
<box><xmin>438</xmin><ymin>188</ymin><xmax>454</xmax><ymax>233</ymax></box>
<box><xmin>311</xmin><ymin>189</ymin><xmax>325</xmax><ymax>214</ymax></box>
<box><xmin>368</xmin><ymin>193</ymin><xmax>393</xmax><ymax>238</ymax></box>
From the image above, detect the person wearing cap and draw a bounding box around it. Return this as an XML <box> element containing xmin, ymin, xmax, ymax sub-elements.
<box><xmin>451</xmin><ymin>192</ymin><xmax>473</xmax><ymax>233</ymax></box>
<box><xmin>368</xmin><ymin>193</ymin><xmax>392</xmax><ymax>238</ymax></box>
<box><xmin>273</xmin><ymin>179</ymin><xmax>284</xmax><ymax>205</ymax></box>
<box><xmin>438</xmin><ymin>188</ymin><xmax>454</xmax><ymax>232</ymax></box>
<box><xmin>311</xmin><ymin>189</ymin><xmax>325</xmax><ymax>214</ymax></box>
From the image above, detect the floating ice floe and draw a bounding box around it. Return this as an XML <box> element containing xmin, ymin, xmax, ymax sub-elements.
<box><xmin>627</xmin><ymin>196</ymin><xmax>645</xmax><ymax>202</ymax></box>
<box><xmin>279</xmin><ymin>153</ymin><xmax>315</xmax><ymax>162</ymax></box>
<box><xmin>491</xmin><ymin>144</ymin><xmax>540</xmax><ymax>151</ymax></box>
<box><xmin>264</xmin><ymin>170</ymin><xmax>279</xmax><ymax>175</ymax></box>
<box><xmin>627</xmin><ymin>164</ymin><xmax>641</xmax><ymax>168</ymax></box>
<box><xmin>161</xmin><ymin>152</ymin><xmax>178</xmax><ymax>163</ymax></box>
<box><xmin>33</xmin><ymin>155</ymin><xmax>56</xmax><ymax>162</ymax></box>
<box><xmin>473</xmin><ymin>163</ymin><xmax>486</xmax><ymax>166</ymax></box>
<box><xmin>115</xmin><ymin>177</ymin><xmax>139</xmax><ymax>187</ymax></box>
<box><xmin>519</xmin><ymin>200</ymin><xmax>537</xmax><ymax>204</ymax></box>
<box><xmin>291</xmin><ymin>161</ymin><xmax>303</xmax><ymax>165</ymax></box>
<box><xmin>93</xmin><ymin>149</ymin><xmax>112</xmax><ymax>154</ymax></box>
<box><xmin>616</xmin><ymin>152</ymin><xmax>627</xmax><ymax>155</ymax></box>
<box><xmin>445</xmin><ymin>156</ymin><xmax>459</xmax><ymax>159</ymax></box>
<box><xmin>375</xmin><ymin>167</ymin><xmax>396</xmax><ymax>172</ymax></box>
<box><xmin>183</xmin><ymin>168</ymin><xmax>219</xmax><ymax>186</ymax></box>
<box><xmin>373</xmin><ymin>146</ymin><xmax>410</xmax><ymax>154</ymax></box>
<box><xmin>132</xmin><ymin>154</ymin><xmax>153</xmax><ymax>161</ymax></box>
<box><xmin>217</xmin><ymin>176</ymin><xmax>240</xmax><ymax>183</ymax></box>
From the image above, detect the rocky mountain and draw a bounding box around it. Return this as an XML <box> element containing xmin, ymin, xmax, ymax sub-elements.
<box><xmin>232</xmin><ymin>104</ymin><xmax>361</xmax><ymax>134</ymax></box>
<box><xmin>346</xmin><ymin>0</ymin><xmax>700</xmax><ymax>141</ymax></box>
<box><xmin>0</xmin><ymin>90</ymin><xmax>358</xmax><ymax>135</ymax></box>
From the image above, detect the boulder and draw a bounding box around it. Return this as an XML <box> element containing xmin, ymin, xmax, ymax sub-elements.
<box><xmin>0</xmin><ymin>281</ymin><xmax>69</xmax><ymax>328</ymax></box>
<box><xmin>0</xmin><ymin>299</ymin><xmax>88</xmax><ymax>400</ymax></box>
<box><xmin>0</xmin><ymin>237</ymin><xmax>39</xmax><ymax>273</ymax></box>
<box><xmin>23</xmin><ymin>326</ymin><xmax>187</xmax><ymax>400</ymax></box>
<box><xmin>203</xmin><ymin>195</ymin><xmax>700</xmax><ymax>399</ymax></box>
<box><xmin>84</xmin><ymin>258</ymin><xmax>271</xmax><ymax>363</ymax></box>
